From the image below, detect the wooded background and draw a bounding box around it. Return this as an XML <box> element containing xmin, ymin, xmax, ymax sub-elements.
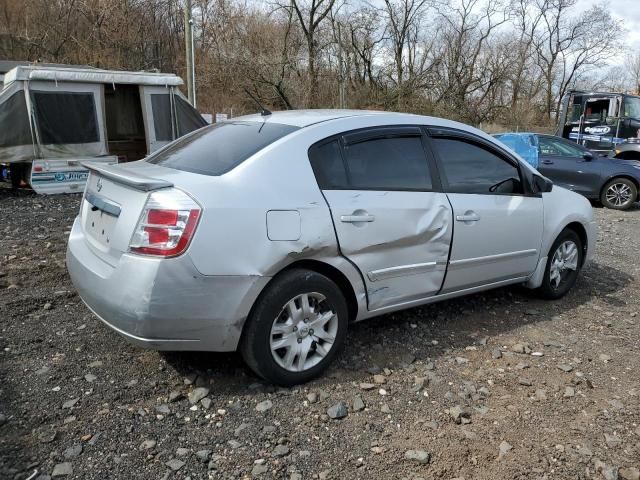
<box><xmin>0</xmin><ymin>0</ymin><xmax>636</xmax><ymax>129</ymax></box>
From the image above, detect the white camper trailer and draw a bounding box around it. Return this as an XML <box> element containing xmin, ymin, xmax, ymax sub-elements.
<box><xmin>0</xmin><ymin>64</ymin><xmax>206</xmax><ymax>194</ymax></box>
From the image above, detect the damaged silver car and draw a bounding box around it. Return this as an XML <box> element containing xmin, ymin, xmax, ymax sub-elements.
<box><xmin>67</xmin><ymin>110</ymin><xmax>596</xmax><ymax>385</ymax></box>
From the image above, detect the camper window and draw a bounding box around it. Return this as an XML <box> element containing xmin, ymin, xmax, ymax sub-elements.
<box><xmin>175</xmin><ymin>96</ymin><xmax>207</xmax><ymax>136</ymax></box>
<box><xmin>151</xmin><ymin>94</ymin><xmax>173</xmax><ymax>141</ymax></box>
<box><xmin>32</xmin><ymin>91</ymin><xmax>99</xmax><ymax>144</ymax></box>
<box><xmin>0</xmin><ymin>91</ymin><xmax>31</xmax><ymax>147</ymax></box>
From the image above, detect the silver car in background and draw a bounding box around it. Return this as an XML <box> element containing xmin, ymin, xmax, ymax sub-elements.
<box><xmin>67</xmin><ymin>110</ymin><xmax>597</xmax><ymax>385</ymax></box>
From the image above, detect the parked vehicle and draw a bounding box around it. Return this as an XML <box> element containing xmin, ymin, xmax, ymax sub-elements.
<box><xmin>556</xmin><ymin>90</ymin><xmax>640</xmax><ymax>159</ymax></box>
<box><xmin>0</xmin><ymin>64</ymin><xmax>206</xmax><ymax>193</ymax></box>
<box><xmin>67</xmin><ymin>110</ymin><xmax>596</xmax><ymax>385</ymax></box>
<box><xmin>495</xmin><ymin>132</ymin><xmax>640</xmax><ymax>210</ymax></box>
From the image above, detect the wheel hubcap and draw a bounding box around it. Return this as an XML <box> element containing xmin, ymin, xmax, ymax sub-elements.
<box><xmin>549</xmin><ymin>240</ymin><xmax>579</xmax><ymax>289</ymax></box>
<box><xmin>606</xmin><ymin>183</ymin><xmax>632</xmax><ymax>207</ymax></box>
<box><xmin>270</xmin><ymin>292</ymin><xmax>338</xmax><ymax>372</ymax></box>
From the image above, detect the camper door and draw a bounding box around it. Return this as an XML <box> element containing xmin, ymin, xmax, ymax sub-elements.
<box><xmin>142</xmin><ymin>86</ymin><xmax>175</xmax><ymax>153</ymax></box>
<box><xmin>142</xmin><ymin>86</ymin><xmax>207</xmax><ymax>154</ymax></box>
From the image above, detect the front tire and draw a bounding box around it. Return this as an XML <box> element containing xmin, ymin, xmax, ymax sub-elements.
<box><xmin>536</xmin><ymin>229</ymin><xmax>583</xmax><ymax>300</ymax></box>
<box><xmin>600</xmin><ymin>177</ymin><xmax>637</xmax><ymax>210</ymax></box>
<box><xmin>240</xmin><ymin>269</ymin><xmax>348</xmax><ymax>386</ymax></box>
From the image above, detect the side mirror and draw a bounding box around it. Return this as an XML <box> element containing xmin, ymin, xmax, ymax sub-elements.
<box><xmin>533</xmin><ymin>175</ymin><xmax>553</xmax><ymax>193</ymax></box>
<box><xmin>583</xmin><ymin>152</ymin><xmax>594</xmax><ymax>161</ymax></box>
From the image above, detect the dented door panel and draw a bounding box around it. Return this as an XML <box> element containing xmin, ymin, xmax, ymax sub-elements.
<box><xmin>323</xmin><ymin>190</ymin><xmax>453</xmax><ymax>309</ymax></box>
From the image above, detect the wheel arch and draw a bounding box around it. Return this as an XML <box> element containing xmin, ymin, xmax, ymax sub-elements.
<box><xmin>600</xmin><ymin>175</ymin><xmax>640</xmax><ymax>202</ymax></box>
<box><xmin>247</xmin><ymin>259</ymin><xmax>360</xmax><ymax>325</ymax></box>
<box><xmin>279</xmin><ymin>259</ymin><xmax>359</xmax><ymax>322</ymax></box>
<box><xmin>563</xmin><ymin>221</ymin><xmax>588</xmax><ymax>267</ymax></box>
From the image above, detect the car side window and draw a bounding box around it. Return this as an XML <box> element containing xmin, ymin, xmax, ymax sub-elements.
<box><xmin>342</xmin><ymin>136</ymin><xmax>432</xmax><ymax>190</ymax></box>
<box><xmin>308</xmin><ymin>140</ymin><xmax>349</xmax><ymax>189</ymax></box>
<box><xmin>538</xmin><ymin>136</ymin><xmax>583</xmax><ymax>158</ymax></box>
<box><xmin>432</xmin><ymin>137</ymin><xmax>523</xmax><ymax>195</ymax></box>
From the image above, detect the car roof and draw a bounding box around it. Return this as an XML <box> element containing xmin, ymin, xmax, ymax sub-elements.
<box><xmin>234</xmin><ymin>109</ymin><xmax>484</xmax><ymax>131</ymax></box>
<box><xmin>235</xmin><ymin>109</ymin><xmax>399</xmax><ymax>128</ymax></box>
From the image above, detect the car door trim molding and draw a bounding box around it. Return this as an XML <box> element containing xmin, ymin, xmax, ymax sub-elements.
<box><xmin>448</xmin><ymin>248</ymin><xmax>538</xmax><ymax>269</ymax></box>
<box><xmin>367</xmin><ymin>260</ymin><xmax>446</xmax><ymax>282</ymax></box>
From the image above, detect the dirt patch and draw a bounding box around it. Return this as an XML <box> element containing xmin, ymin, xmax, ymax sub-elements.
<box><xmin>1</xmin><ymin>190</ymin><xmax>639</xmax><ymax>480</ymax></box>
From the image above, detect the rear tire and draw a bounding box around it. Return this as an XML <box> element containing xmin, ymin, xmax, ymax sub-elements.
<box><xmin>536</xmin><ymin>229</ymin><xmax>583</xmax><ymax>300</ymax></box>
<box><xmin>240</xmin><ymin>269</ymin><xmax>348</xmax><ymax>386</ymax></box>
<box><xmin>600</xmin><ymin>177</ymin><xmax>637</xmax><ymax>210</ymax></box>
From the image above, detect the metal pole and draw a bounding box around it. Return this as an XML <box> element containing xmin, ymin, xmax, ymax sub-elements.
<box><xmin>184</xmin><ymin>0</ymin><xmax>195</xmax><ymax>106</ymax></box>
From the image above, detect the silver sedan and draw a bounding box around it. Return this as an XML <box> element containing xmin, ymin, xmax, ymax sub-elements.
<box><xmin>67</xmin><ymin>110</ymin><xmax>597</xmax><ymax>385</ymax></box>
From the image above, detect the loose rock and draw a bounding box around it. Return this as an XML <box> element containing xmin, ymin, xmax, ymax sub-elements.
<box><xmin>51</xmin><ymin>463</ymin><xmax>73</xmax><ymax>477</ymax></box>
<box><xmin>188</xmin><ymin>387</ymin><xmax>210</xmax><ymax>404</ymax></box>
<box><xmin>404</xmin><ymin>450</ymin><xmax>431</xmax><ymax>464</ymax></box>
<box><xmin>327</xmin><ymin>402</ymin><xmax>348</xmax><ymax>419</ymax></box>
<box><xmin>256</xmin><ymin>400</ymin><xmax>273</xmax><ymax>412</ymax></box>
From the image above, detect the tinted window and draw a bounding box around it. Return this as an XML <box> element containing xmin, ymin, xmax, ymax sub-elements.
<box><xmin>151</xmin><ymin>94</ymin><xmax>173</xmax><ymax>141</ymax></box>
<box><xmin>342</xmin><ymin>136</ymin><xmax>431</xmax><ymax>190</ymax></box>
<box><xmin>309</xmin><ymin>140</ymin><xmax>348</xmax><ymax>188</ymax></box>
<box><xmin>0</xmin><ymin>91</ymin><xmax>31</xmax><ymax>147</ymax></box>
<box><xmin>538</xmin><ymin>136</ymin><xmax>584</xmax><ymax>157</ymax></box>
<box><xmin>148</xmin><ymin>121</ymin><xmax>298</xmax><ymax>176</ymax></box>
<box><xmin>433</xmin><ymin>138</ymin><xmax>521</xmax><ymax>194</ymax></box>
<box><xmin>32</xmin><ymin>92</ymin><xmax>99</xmax><ymax>144</ymax></box>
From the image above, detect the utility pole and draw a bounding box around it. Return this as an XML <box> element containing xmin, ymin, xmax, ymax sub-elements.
<box><xmin>184</xmin><ymin>0</ymin><xmax>196</xmax><ymax>107</ymax></box>
<box><xmin>336</xmin><ymin>22</ymin><xmax>346</xmax><ymax>109</ymax></box>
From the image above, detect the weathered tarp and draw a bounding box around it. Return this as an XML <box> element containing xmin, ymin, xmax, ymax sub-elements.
<box><xmin>494</xmin><ymin>133</ymin><xmax>539</xmax><ymax>168</ymax></box>
<box><xmin>0</xmin><ymin>83</ymin><xmax>34</xmax><ymax>162</ymax></box>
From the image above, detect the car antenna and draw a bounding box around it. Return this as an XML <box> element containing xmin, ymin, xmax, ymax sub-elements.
<box><xmin>244</xmin><ymin>88</ymin><xmax>272</xmax><ymax>116</ymax></box>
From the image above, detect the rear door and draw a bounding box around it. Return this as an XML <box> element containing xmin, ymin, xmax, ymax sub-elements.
<box><xmin>309</xmin><ymin>127</ymin><xmax>453</xmax><ymax>310</ymax></box>
<box><xmin>429</xmin><ymin>131</ymin><xmax>543</xmax><ymax>292</ymax></box>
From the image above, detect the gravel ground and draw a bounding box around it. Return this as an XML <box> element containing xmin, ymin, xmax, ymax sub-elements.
<box><xmin>1</xmin><ymin>190</ymin><xmax>639</xmax><ymax>480</ymax></box>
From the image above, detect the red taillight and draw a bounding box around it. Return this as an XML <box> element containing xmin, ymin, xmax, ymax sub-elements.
<box><xmin>129</xmin><ymin>190</ymin><xmax>201</xmax><ymax>257</ymax></box>
<box><xmin>147</xmin><ymin>209</ymin><xmax>178</xmax><ymax>225</ymax></box>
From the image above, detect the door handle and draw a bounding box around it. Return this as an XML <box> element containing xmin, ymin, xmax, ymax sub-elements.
<box><xmin>456</xmin><ymin>212</ymin><xmax>480</xmax><ymax>222</ymax></box>
<box><xmin>341</xmin><ymin>214</ymin><xmax>375</xmax><ymax>223</ymax></box>
<box><xmin>541</xmin><ymin>160</ymin><xmax>554</xmax><ymax>164</ymax></box>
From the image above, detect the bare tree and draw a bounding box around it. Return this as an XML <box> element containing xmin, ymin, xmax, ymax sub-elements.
<box><xmin>288</xmin><ymin>0</ymin><xmax>337</xmax><ymax>107</ymax></box>
<box><xmin>533</xmin><ymin>0</ymin><xmax>623</xmax><ymax>119</ymax></box>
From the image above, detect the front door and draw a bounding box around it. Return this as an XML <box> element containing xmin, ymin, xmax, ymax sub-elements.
<box><xmin>429</xmin><ymin>134</ymin><xmax>544</xmax><ymax>292</ymax></box>
<box><xmin>308</xmin><ymin>127</ymin><xmax>453</xmax><ymax>310</ymax></box>
<box><xmin>537</xmin><ymin>135</ymin><xmax>602</xmax><ymax>198</ymax></box>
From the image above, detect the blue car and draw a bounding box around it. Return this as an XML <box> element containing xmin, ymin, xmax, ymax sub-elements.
<box><xmin>495</xmin><ymin>133</ymin><xmax>640</xmax><ymax>210</ymax></box>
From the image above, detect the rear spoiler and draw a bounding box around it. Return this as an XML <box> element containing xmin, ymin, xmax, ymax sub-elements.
<box><xmin>82</xmin><ymin>161</ymin><xmax>173</xmax><ymax>191</ymax></box>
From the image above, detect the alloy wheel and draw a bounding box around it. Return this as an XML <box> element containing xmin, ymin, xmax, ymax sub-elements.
<box><xmin>270</xmin><ymin>292</ymin><xmax>339</xmax><ymax>372</ymax></box>
<box><xmin>605</xmin><ymin>182</ymin><xmax>633</xmax><ymax>207</ymax></box>
<box><xmin>549</xmin><ymin>240</ymin><xmax>579</xmax><ymax>290</ymax></box>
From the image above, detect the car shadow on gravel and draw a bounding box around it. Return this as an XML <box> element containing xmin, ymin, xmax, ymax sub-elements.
<box><xmin>160</xmin><ymin>260</ymin><xmax>633</xmax><ymax>393</ymax></box>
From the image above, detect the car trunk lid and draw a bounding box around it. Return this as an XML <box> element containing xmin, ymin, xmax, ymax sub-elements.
<box><xmin>80</xmin><ymin>161</ymin><xmax>176</xmax><ymax>266</ymax></box>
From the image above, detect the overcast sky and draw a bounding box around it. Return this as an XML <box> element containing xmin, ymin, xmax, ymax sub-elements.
<box><xmin>578</xmin><ymin>0</ymin><xmax>640</xmax><ymax>63</ymax></box>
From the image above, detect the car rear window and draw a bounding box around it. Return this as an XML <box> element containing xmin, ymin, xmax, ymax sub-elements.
<box><xmin>147</xmin><ymin>120</ymin><xmax>299</xmax><ymax>176</ymax></box>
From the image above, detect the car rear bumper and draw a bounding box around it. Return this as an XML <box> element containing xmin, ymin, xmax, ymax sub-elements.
<box><xmin>66</xmin><ymin>217</ymin><xmax>270</xmax><ymax>351</ymax></box>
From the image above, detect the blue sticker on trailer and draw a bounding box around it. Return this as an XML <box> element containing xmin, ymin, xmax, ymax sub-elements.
<box><xmin>31</xmin><ymin>171</ymin><xmax>89</xmax><ymax>183</ymax></box>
